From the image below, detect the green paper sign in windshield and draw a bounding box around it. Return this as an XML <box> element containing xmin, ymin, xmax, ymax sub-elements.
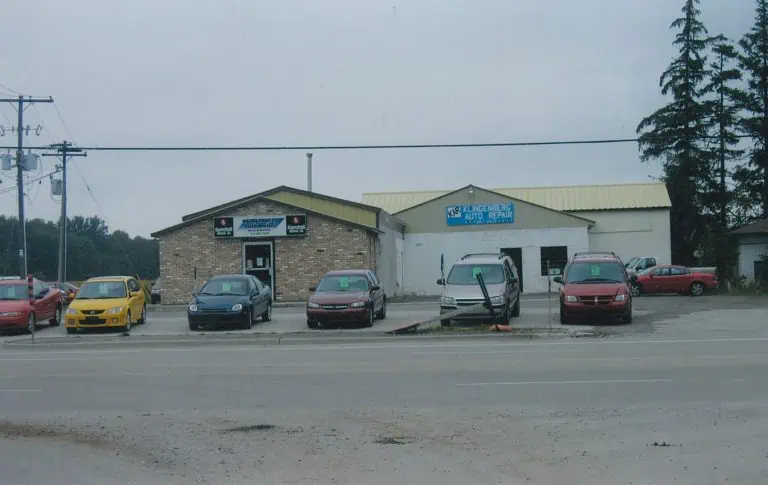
<box><xmin>339</xmin><ymin>276</ymin><xmax>350</xmax><ymax>289</ymax></box>
<box><xmin>222</xmin><ymin>282</ymin><xmax>232</xmax><ymax>293</ymax></box>
<box><xmin>472</xmin><ymin>267</ymin><xmax>482</xmax><ymax>279</ymax></box>
<box><xmin>590</xmin><ymin>264</ymin><xmax>601</xmax><ymax>277</ymax></box>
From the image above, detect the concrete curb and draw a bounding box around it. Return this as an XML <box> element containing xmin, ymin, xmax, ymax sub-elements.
<box><xmin>1</xmin><ymin>326</ymin><xmax>600</xmax><ymax>350</ymax></box>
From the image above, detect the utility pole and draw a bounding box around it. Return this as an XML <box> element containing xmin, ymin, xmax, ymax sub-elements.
<box><xmin>0</xmin><ymin>95</ymin><xmax>54</xmax><ymax>278</ymax></box>
<box><xmin>43</xmin><ymin>142</ymin><xmax>86</xmax><ymax>283</ymax></box>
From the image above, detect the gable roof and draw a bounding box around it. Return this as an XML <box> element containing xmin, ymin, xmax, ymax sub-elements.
<box><xmin>151</xmin><ymin>195</ymin><xmax>382</xmax><ymax>238</ymax></box>
<box><xmin>182</xmin><ymin>185</ymin><xmax>382</xmax><ymax>222</ymax></box>
<box><xmin>731</xmin><ymin>218</ymin><xmax>768</xmax><ymax>235</ymax></box>
<box><xmin>361</xmin><ymin>182</ymin><xmax>671</xmax><ymax>214</ymax></box>
<box><xmin>395</xmin><ymin>184</ymin><xmax>595</xmax><ymax>224</ymax></box>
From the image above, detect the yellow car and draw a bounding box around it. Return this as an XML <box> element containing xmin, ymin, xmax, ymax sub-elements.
<box><xmin>65</xmin><ymin>276</ymin><xmax>147</xmax><ymax>334</ymax></box>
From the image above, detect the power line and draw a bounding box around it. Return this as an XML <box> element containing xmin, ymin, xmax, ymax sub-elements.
<box><xmin>0</xmin><ymin>134</ymin><xmax>755</xmax><ymax>152</ymax></box>
<box><xmin>0</xmin><ymin>134</ymin><xmax>754</xmax><ymax>152</ymax></box>
<box><xmin>0</xmin><ymin>168</ymin><xmax>60</xmax><ymax>196</ymax></box>
<box><xmin>0</xmin><ymin>83</ymin><xmax>22</xmax><ymax>95</ymax></box>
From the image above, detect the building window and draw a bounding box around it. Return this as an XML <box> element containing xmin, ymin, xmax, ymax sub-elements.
<box><xmin>540</xmin><ymin>246</ymin><xmax>568</xmax><ymax>276</ymax></box>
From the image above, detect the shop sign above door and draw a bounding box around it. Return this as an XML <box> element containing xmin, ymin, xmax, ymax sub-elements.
<box><xmin>445</xmin><ymin>203</ymin><xmax>515</xmax><ymax>226</ymax></box>
<box><xmin>214</xmin><ymin>214</ymin><xmax>307</xmax><ymax>238</ymax></box>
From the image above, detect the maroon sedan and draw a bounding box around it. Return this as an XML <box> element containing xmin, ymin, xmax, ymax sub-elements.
<box><xmin>0</xmin><ymin>278</ymin><xmax>62</xmax><ymax>333</ymax></box>
<box><xmin>631</xmin><ymin>264</ymin><xmax>719</xmax><ymax>296</ymax></box>
<box><xmin>306</xmin><ymin>270</ymin><xmax>386</xmax><ymax>329</ymax></box>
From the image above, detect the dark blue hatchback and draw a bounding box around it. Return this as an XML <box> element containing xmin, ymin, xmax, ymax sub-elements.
<box><xmin>187</xmin><ymin>274</ymin><xmax>272</xmax><ymax>331</ymax></box>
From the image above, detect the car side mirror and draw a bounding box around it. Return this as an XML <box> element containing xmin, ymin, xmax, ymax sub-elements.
<box><xmin>552</xmin><ymin>276</ymin><xmax>563</xmax><ymax>284</ymax></box>
<box><xmin>191</xmin><ymin>292</ymin><xmax>198</xmax><ymax>297</ymax></box>
<box><xmin>308</xmin><ymin>287</ymin><xmax>316</xmax><ymax>292</ymax></box>
<box><xmin>370</xmin><ymin>285</ymin><xmax>380</xmax><ymax>291</ymax></box>
<box><xmin>436</xmin><ymin>278</ymin><xmax>445</xmax><ymax>285</ymax></box>
<box><xmin>129</xmin><ymin>291</ymin><xmax>141</xmax><ymax>297</ymax></box>
<box><xmin>629</xmin><ymin>275</ymin><xmax>638</xmax><ymax>283</ymax></box>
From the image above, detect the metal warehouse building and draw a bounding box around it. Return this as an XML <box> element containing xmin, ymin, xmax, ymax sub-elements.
<box><xmin>362</xmin><ymin>182</ymin><xmax>672</xmax><ymax>295</ymax></box>
<box><xmin>151</xmin><ymin>186</ymin><xmax>404</xmax><ymax>304</ymax></box>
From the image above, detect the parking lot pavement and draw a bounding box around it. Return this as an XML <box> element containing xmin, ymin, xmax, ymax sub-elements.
<box><xmin>6</xmin><ymin>294</ymin><xmax>764</xmax><ymax>342</ymax></box>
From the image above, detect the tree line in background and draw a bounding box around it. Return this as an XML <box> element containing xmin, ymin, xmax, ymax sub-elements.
<box><xmin>638</xmin><ymin>0</ymin><xmax>768</xmax><ymax>276</ymax></box>
<box><xmin>0</xmin><ymin>215</ymin><xmax>159</xmax><ymax>282</ymax></box>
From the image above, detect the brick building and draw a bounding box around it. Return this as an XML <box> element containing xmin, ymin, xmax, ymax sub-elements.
<box><xmin>151</xmin><ymin>186</ymin><xmax>405</xmax><ymax>304</ymax></box>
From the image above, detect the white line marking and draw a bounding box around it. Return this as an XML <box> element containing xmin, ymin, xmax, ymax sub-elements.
<box><xmin>457</xmin><ymin>379</ymin><xmax>673</xmax><ymax>386</ymax></box>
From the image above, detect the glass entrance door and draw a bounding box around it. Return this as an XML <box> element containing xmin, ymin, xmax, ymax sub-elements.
<box><xmin>244</xmin><ymin>242</ymin><xmax>273</xmax><ymax>295</ymax></box>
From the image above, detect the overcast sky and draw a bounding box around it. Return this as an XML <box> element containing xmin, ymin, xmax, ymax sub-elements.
<box><xmin>0</xmin><ymin>0</ymin><xmax>754</xmax><ymax>237</ymax></box>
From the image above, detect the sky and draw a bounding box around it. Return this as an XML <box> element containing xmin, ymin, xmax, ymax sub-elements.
<box><xmin>0</xmin><ymin>0</ymin><xmax>755</xmax><ymax>237</ymax></box>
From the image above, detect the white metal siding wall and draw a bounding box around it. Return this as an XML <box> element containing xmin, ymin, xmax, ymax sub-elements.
<box><xmin>737</xmin><ymin>235</ymin><xmax>768</xmax><ymax>281</ymax></box>
<box><xmin>377</xmin><ymin>225</ymin><xmax>403</xmax><ymax>296</ymax></box>
<box><xmin>402</xmin><ymin>227</ymin><xmax>589</xmax><ymax>295</ymax></box>
<box><xmin>575</xmin><ymin>209</ymin><xmax>671</xmax><ymax>265</ymax></box>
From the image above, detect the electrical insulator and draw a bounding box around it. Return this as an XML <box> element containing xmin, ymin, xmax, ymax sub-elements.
<box><xmin>51</xmin><ymin>178</ymin><xmax>63</xmax><ymax>196</ymax></box>
<box><xmin>21</xmin><ymin>153</ymin><xmax>39</xmax><ymax>171</ymax></box>
<box><xmin>0</xmin><ymin>153</ymin><xmax>11</xmax><ymax>171</ymax></box>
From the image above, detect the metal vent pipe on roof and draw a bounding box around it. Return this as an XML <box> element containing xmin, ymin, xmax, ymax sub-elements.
<box><xmin>306</xmin><ymin>153</ymin><xmax>313</xmax><ymax>192</ymax></box>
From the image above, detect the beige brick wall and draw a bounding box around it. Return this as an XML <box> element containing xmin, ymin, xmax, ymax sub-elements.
<box><xmin>159</xmin><ymin>199</ymin><xmax>377</xmax><ymax>304</ymax></box>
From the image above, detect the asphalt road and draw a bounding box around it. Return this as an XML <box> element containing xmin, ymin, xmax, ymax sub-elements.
<box><xmin>1</xmin><ymin>330</ymin><xmax>767</xmax><ymax>484</ymax></box>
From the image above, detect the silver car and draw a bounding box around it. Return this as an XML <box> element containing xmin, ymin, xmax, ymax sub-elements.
<box><xmin>437</xmin><ymin>253</ymin><xmax>521</xmax><ymax>326</ymax></box>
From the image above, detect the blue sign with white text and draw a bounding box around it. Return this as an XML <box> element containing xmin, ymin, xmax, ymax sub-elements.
<box><xmin>445</xmin><ymin>203</ymin><xmax>515</xmax><ymax>226</ymax></box>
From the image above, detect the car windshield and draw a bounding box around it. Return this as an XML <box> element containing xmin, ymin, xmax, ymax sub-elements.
<box><xmin>624</xmin><ymin>257</ymin><xmax>638</xmax><ymax>268</ymax></box>
<box><xmin>0</xmin><ymin>284</ymin><xmax>28</xmax><ymax>300</ymax></box>
<box><xmin>77</xmin><ymin>281</ymin><xmax>128</xmax><ymax>299</ymax></box>
<box><xmin>566</xmin><ymin>261</ymin><xmax>626</xmax><ymax>284</ymax></box>
<box><xmin>199</xmin><ymin>278</ymin><xmax>248</xmax><ymax>296</ymax></box>
<box><xmin>316</xmin><ymin>275</ymin><xmax>369</xmax><ymax>292</ymax></box>
<box><xmin>447</xmin><ymin>263</ymin><xmax>505</xmax><ymax>285</ymax></box>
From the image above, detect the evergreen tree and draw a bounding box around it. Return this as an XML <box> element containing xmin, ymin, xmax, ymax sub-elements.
<box><xmin>736</xmin><ymin>0</ymin><xmax>768</xmax><ymax>220</ymax></box>
<box><xmin>636</xmin><ymin>0</ymin><xmax>719</xmax><ymax>265</ymax></box>
<box><xmin>700</xmin><ymin>40</ymin><xmax>743</xmax><ymax>275</ymax></box>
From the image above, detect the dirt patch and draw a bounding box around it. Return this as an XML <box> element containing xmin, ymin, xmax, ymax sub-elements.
<box><xmin>374</xmin><ymin>435</ymin><xmax>411</xmax><ymax>445</ymax></box>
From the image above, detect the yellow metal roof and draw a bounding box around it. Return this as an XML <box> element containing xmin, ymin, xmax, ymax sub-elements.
<box><xmin>361</xmin><ymin>182</ymin><xmax>671</xmax><ymax>214</ymax></box>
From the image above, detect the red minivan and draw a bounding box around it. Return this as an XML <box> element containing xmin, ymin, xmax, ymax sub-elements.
<box><xmin>553</xmin><ymin>252</ymin><xmax>637</xmax><ymax>325</ymax></box>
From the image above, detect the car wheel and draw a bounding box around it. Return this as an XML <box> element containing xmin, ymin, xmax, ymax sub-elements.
<box><xmin>622</xmin><ymin>303</ymin><xmax>633</xmax><ymax>324</ymax></box>
<box><xmin>66</xmin><ymin>327</ymin><xmax>76</xmax><ymax>335</ymax></box>
<box><xmin>559</xmin><ymin>304</ymin><xmax>569</xmax><ymax>325</ymax></box>
<box><xmin>262</xmin><ymin>303</ymin><xmax>272</xmax><ymax>322</ymax></box>
<box><xmin>49</xmin><ymin>306</ymin><xmax>61</xmax><ymax>327</ymax></box>
<box><xmin>307</xmin><ymin>320</ymin><xmax>318</xmax><ymax>329</ymax></box>
<box><xmin>690</xmin><ymin>282</ymin><xmax>705</xmax><ymax>297</ymax></box>
<box><xmin>137</xmin><ymin>305</ymin><xmax>147</xmax><ymax>325</ymax></box>
<box><xmin>122</xmin><ymin>312</ymin><xmax>132</xmax><ymax>333</ymax></box>
<box><xmin>630</xmin><ymin>284</ymin><xmax>641</xmax><ymax>297</ymax></box>
<box><xmin>495</xmin><ymin>303</ymin><xmax>510</xmax><ymax>324</ymax></box>
<box><xmin>440</xmin><ymin>319</ymin><xmax>451</xmax><ymax>327</ymax></box>
<box><xmin>510</xmin><ymin>297</ymin><xmax>520</xmax><ymax>318</ymax></box>
<box><xmin>188</xmin><ymin>321</ymin><xmax>198</xmax><ymax>331</ymax></box>
<box><xmin>365</xmin><ymin>308</ymin><xmax>374</xmax><ymax>327</ymax></box>
<box><xmin>27</xmin><ymin>313</ymin><xmax>36</xmax><ymax>334</ymax></box>
<box><xmin>243</xmin><ymin>308</ymin><xmax>253</xmax><ymax>329</ymax></box>
<box><xmin>376</xmin><ymin>297</ymin><xmax>387</xmax><ymax>319</ymax></box>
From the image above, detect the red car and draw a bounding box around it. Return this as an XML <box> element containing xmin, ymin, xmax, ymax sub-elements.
<box><xmin>630</xmin><ymin>264</ymin><xmax>718</xmax><ymax>297</ymax></box>
<box><xmin>0</xmin><ymin>278</ymin><xmax>62</xmax><ymax>332</ymax></box>
<box><xmin>553</xmin><ymin>252</ymin><xmax>636</xmax><ymax>325</ymax></box>
<box><xmin>306</xmin><ymin>270</ymin><xmax>386</xmax><ymax>329</ymax></box>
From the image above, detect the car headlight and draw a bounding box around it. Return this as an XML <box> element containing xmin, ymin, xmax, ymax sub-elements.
<box><xmin>188</xmin><ymin>304</ymin><xmax>198</xmax><ymax>312</ymax></box>
<box><xmin>615</xmin><ymin>294</ymin><xmax>626</xmax><ymax>302</ymax></box>
<box><xmin>490</xmin><ymin>296</ymin><xmax>504</xmax><ymax>305</ymax></box>
<box><xmin>565</xmin><ymin>295</ymin><xmax>578</xmax><ymax>303</ymax></box>
<box><xmin>307</xmin><ymin>302</ymin><xmax>320</xmax><ymax>308</ymax></box>
<box><xmin>105</xmin><ymin>307</ymin><xmax>124</xmax><ymax>314</ymax></box>
<box><xmin>231</xmin><ymin>303</ymin><xmax>243</xmax><ymax>312</ymax></box>
<box><xmin>0</xmin><ymin>312</ymin><xmax>20</xmax><ymax>317</ymax></box>
<box><xmin>66</xmin><ymin>307</ymin><xmax>78</xmax><ymax>315</ymax></box>
<box><xmin>349</xmin><ymin>301</ymin><xmax>367</xmax><ymax>308</ymax></box>
<box><xmin>440</xmin><ymin>296</ymin><xmax>456</xmax><ymax>305</ymax></box>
